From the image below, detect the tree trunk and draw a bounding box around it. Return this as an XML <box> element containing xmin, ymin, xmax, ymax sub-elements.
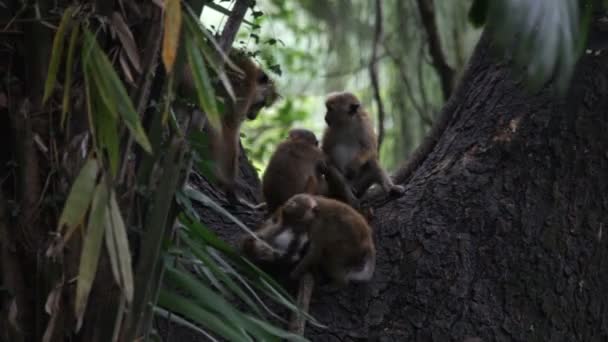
<box><xmin>305</xmin><ymin>31</ymin><xmax>608</xmax><ymax>340</ymax></box>
<box><xmin>191</xmin><ymin>29</ymin><xmax>608</xmax><ymax>341</ymax></box>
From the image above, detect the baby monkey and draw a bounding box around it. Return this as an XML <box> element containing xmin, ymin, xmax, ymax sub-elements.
<box><xmin>322</xmin><ymin>91</ymin><xmax>404</xmax><ymax>198</ymax></box>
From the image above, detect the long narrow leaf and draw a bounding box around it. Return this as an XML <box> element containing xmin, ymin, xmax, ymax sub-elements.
<box><xmin>184</xmin><ymin>34</ymin><xmax>221</xmax><ymax>130</ymax></box>
<box><xmin>158</xmin><ymin>290</ymin><xmax>249</xmax><ymax>342</ymax></box>
<box><xmin>43</xmin><ymin>6</ymin><xmax>74</xmax><ymax>104</ymax></box>
<box><xmin>61</xmin><ymin>23</ymin><xmax>80</xmax><ymax>129</ymax></box>
<box><xmin>153</xmin><ymin>307</ymin><xmax>219</xmax><ymax>342</ymax></box>
<box><xmin>57</xmin><ymin>157</ymin><xmax>99</xmax><ymax>234</ymax></box>
<box><xmin>75</xmin><ymin>181</ymin><xmax>109</xmax><ymax>331</ymax></box>
<box><xmin>82</xmin><ymin>29</ymin><xmax>152</xmax><ymax>153</ymax></box>
<box><xmin>181</xmin><ymin>234</ymin><xmax>264</xmax><ymax>317</ymax></box>
<box><xmin>182</xmin><ymin>12</ymin><xmax>236</xmax><ymax>100</ymax></box>
<box><xmin>104</xmin><ymin>190</ymin><xmax>134</xmax><ymax>303</ymax></box>
<box><xmin>162</xmin><ymin>0</ymin><xmax>182</xmax><ymax>73</ymax></box>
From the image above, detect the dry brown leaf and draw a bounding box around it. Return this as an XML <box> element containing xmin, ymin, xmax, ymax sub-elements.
<box><xmin>111</xmin><ymin>12</ymin><xmax>142</xmax><ymax>72</ymax></box>
<box><xmin>162</xmin><ymin>0</ymin><xmax>182</xmax><ymax>72</ymax></box>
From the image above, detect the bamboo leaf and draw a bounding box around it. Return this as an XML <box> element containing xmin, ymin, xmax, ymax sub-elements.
<box><xmin>162</xmin><ymin>0</ymin><xmax>182</xmax><ymax>72</ymax></box>
<box><xmin>183</xmin><ymin>5</ymin><xmax>243</xmax><ymax>74</ymax></box>
<box><xmin>61</xmin><ymin>23</ymin><xmax>79</xmax><ymax>129</ymax></box>
<box><xmin>57</xmin><ymin>157</ymin><xmax>99</xmax><ymax>234</ymax></box>
<box><xmin>82</xmin><ymin>29</ymin><xmax>152</xmax><ymax>153</ymax></box>
<box><xmin>43</xmin><ymin>6</ymin><xmax>74</xmax><ymax>104</ymax></box>
<box><xmin>153</xmin><ymin>307</ymin><xmax>219</xmax><ymax>342</ymax></box>
<box><xmin>158</xmin><ymin>291</ymin><xmax>249</xmax><ymax>342</ymax></box>
<box><xmin>184</xmin><ymin>34</ymin><xmax>221</xmax><ymax>130</ymax></box>
<box><xmin>182</xmin><ymin>12</ymin><xmax>236</xmax><ymax>101</ymax></box>
<box><xmin>104</xmin><ymin>190</ymin><xmax>134</xmax><ymax>302</ymax></box>
<box><xmin>112</xmin><ymin>12</ymin><xmax>142</xmax><ymax>72</ymax></box>
<box><xmin>93</xmin><ymin>93</ymin><xmax>120</xmax><ymax>176</ymax></box>
<box><xmin>75</xmin><ymin>181</ymin><xmax>109</xmax><ymax>331</ymax></box>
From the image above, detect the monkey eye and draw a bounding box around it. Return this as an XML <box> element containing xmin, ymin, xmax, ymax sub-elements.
<box><xmin>348</xmin><ymin>103</ymin><xmax>360</xmax><ymax>115</ymax></box>
<box><xmin>258</xmin><ymin>73</ymin><xmax>269</xmax><ymax>84</ymax></box>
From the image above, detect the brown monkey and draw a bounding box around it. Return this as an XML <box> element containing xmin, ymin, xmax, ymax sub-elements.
<box><xmin>240</xmin><ymin>207</ymin><xmax>309</xmax><ymax>264</ymax></box>
<box><xmin>180</xmin><ymin>50</ymin><xmax>279</xmax><ymax>204</ymax></box>
<box><xmin>281</xmin><ymin>194</ymin><xmax>376</xmax><ymax>287</ymax></box>
<box><xmin>261</xmin><ymin>129</ymin><xmax>327</xmax><ymax>213</ymax></box>
<box><xmin>322</xmin><ymin>91</ymin><xmax>404</xmax><ymax>198</ymax></box>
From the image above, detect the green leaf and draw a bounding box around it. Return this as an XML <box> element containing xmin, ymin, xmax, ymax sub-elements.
<box><xmin>43</xmin><ymin>6</ymin><xmax>74</xmax><ymax>104</ymax></box>
<box><xmin>182</xmin><ymin>11</ymin><xmax>236</xmax><ymax>101</ymax></box>
<box><xmin>153</xmin><ymin>307</ymin><xmax>219</xmax><ymax>341</ymax></box>
<box><xmin>184</xmin><ymin>34</ymin><xmax>221</xmax><ymax>131</ymax></box>
<box><xmin>82</xmin><ymin>29</ymin><xmax>152</xmax><ymax>153</ymax></box>
<box><xmin>61</xmin><ymin>23</ymin><xmax>80</xmax><ymax>129</ymax></box>
<box><xmin>162</xmin><ymin>0</ymin><xmax>182</xmax><ymax>72</ymax></box>
<box><xmin>468</xmin><ymin>0</ymin><xmax>488</xmax><ymax>27</ymax></box>
<box><xmin>158</xmin><ymin>290</ymin><xmax>250</xmax><ymax>342</ymax></box>
<box><xmin>75</xmin><ymin>181</ymin><xmax>109</xmax><ymax>331</ymax></box>
<box><xmin>57</xmin><ymin>157</ymin><xmax>99</xmax><ymax>235</ymax></box>
<box><xmin>242</xmin><ymin>315</ymin><xmax>308</xmax><ymax>342</ymax></box>
<box><xmin>181</xmin><ymin>234</ymin><xmax>263</xmax><ymax>317</ymax></box>
<box><xmin>104</xmin><ymin>190</ymin><xmax>134</xmax><ymax>303</ymax></box>
<box><xmin>92</xmin><ymin>92</ymin><xmax>120</xmax><ymax>176</ymax></box>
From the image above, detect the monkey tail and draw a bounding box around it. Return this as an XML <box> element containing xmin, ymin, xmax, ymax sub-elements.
<box><xmin>345</xmin><ymin>250</ymin><xmax>376</xmax><ymax>282</ymax></box>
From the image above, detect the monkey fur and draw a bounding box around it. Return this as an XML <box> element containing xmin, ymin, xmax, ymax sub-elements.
<box><xmin>261</xmin><ymin>129</ymin><xmax>327</xmax><ymax>214</ymax></box>
<box><xmin>242</xmin><ymin>194</ymin><xmax>376</xmax><ymax>287</ymax></box>
<box><xmin>322</xmin><ymin>91</ymin><xmax>404</xmax><ymax>199</ymax></box>
<box><xmin>180</xmin><ymin>50</ymin><xmax>279</xmax><ymax>203</ymax></box>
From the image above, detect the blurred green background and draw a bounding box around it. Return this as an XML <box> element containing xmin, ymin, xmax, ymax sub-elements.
<box><xmin>203</xmin><ymin>0</ymin><xmax>481</xmax><ymax>175</ymax></box>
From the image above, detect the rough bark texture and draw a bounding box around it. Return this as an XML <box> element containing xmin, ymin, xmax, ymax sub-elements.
<box><xmin>309</xmin><ymin>33</ymin><xmax>608</xmax><ymax>340</ymax></box>
<box><xmin>189</xmin><ymin>29</ymin><xmax>608</xmax><ymax>341</ymax></box>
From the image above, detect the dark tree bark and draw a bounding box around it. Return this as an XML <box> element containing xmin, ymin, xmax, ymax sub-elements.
<box><xmin>190</xmin><ymin>27</ymin><xmax>608</xmax><ymax>341</ymax></box>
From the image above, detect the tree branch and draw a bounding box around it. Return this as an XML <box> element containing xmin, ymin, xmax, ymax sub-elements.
<box><xmin>415</xmin><ymin>0</ymin><xmax>454</xmax><ymax>101</ymax></box>
<box><xmin>369</xmin><ymin>0</ymin><xmax>385</xmax><ymax>149</ymax></box>
<box><xmin>219</xmin><ymin>0</ymin><xmax>253</xmax><ymax>52</ymax></box>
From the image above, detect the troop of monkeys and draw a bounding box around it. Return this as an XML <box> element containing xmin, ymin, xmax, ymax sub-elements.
<box><xmin>184</xmin><ymin>50</ymin><xmax>404</xmax><ymax>288</ymax></box>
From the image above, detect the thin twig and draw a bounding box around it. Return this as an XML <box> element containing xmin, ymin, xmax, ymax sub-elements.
<box><xmin>218</xmin><ymin>0</ymin><xmax>252</xmax><ymax>52</ymax></box>
<box><xmin>369</xmin><ymin>0</ymin><xmax>385</xmax><ymax>149</ymax></box>
<box><xmin>414</xmin><ymin>0</ymin><xmax>454</xmax><ymax>101</ymax></box>
<box><xmin>288</xmin><ymin>273</ymin><xmax>315</xmax><ymax>336</ymax></box>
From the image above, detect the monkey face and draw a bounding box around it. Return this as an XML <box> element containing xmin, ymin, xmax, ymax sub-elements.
<box><xmin>246</xmin><ymin>71</ymin><xmax>279</xmax><ymax>120</ymax></box>
<box><xmin>282</xmin><ymin>194</ymin><xmax>318</xmax><ymax>227</ymax></box>
<box><xmin>324</xmin><ymin>92</ymin><xmax>361</xmax><ymax>127</ymax></box>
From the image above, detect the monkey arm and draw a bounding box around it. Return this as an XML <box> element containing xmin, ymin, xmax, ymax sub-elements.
<box><xmin>290</xmin><ymin>243</ymin><xmax>322</xmax><ymax>279</ymax></box>
<box><xmin>324</xmin><ymin>164</ymin><xmax>360</xmax><ymax>209</ymax></box>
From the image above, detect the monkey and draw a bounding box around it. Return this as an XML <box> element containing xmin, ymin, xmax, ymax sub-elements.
<box><xmin>179</xmin><ymin>50</ymin><xmax>279</xmax><ymax>205</ymax></box>
<box><xmin>261</xmin><ymin>129</ymin><xmax>327</xmax><ymax>214</ymax></box>
<box><xmin>280</xmin><ymin>194</ymin><xmax>376</xmax><ymax>287</ymax></box>
<box><xmin>261</xmin><ymin>128</ymin><xmax>362</xmax><ymax>214</ymax></box>
<box><xmin>322</xmin><ymin>91</ymin><xmax>404</xmax><ymax>199</ymax></box>
<box><xmin>239</xmin><ymin>206</ymin><xmax>310</xmax><ymax>264</ymax></box>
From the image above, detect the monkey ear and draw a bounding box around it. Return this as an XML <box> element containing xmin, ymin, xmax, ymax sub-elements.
<box><xmin>348</xmin><ymin>103</ymin><xmax>360</xmax><ymax>115</ymax></box>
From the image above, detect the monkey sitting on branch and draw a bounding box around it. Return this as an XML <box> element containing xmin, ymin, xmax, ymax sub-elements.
<box><xmin>260</xmin><ymin>128</ymin><xmax>361</xmax><ymax>214</ymax></box>
<box><xmin>322</xmin><ymin>91</ymin><xmax>404</xmax><ymax>200</ymax></box>
<box><xmin>179</xmin><ymin>50</ymin><xmax>279</xmax><ymax>206</ymax></box>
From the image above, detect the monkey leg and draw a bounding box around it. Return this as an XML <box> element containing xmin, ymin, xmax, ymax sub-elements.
<box><xmin>324</xmin><ymin>164</ymin><xmax>360</xmax><ymax>209</ymax></box>
<box><xmin>290</xmin><ymin>243</ymin><xmax>322</xmax><ymax>279</ymax></box>
<box><xmin>288</xmin><ymin>272</ymin><xmax>315</xmax><ymax>336</ymax></box>
<box><xmin>365</xmin><ymin>159</ymin><xmax>405</xmax><ymax>196</ymax></box>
